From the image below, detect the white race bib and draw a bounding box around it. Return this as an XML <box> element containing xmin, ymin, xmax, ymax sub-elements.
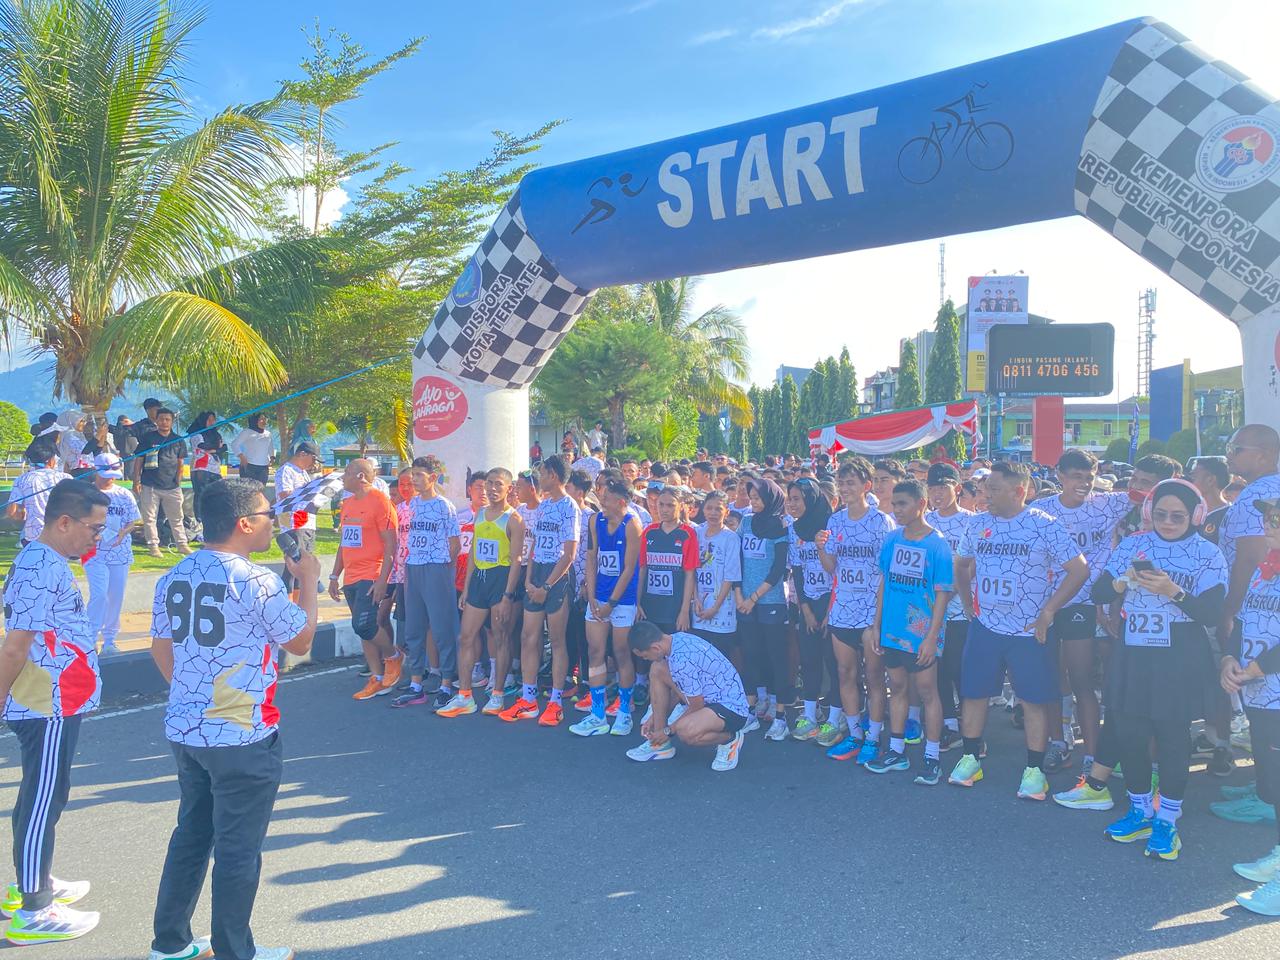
<box><xmin>696</xmin><ymin>567</ymin><xmax>715</xmax><ymax>590</ymax></box>
<box><xmin>459</xmin><ymin>530</ymin><xmax>473</xmax><ymax>555</ymax></box>
<box><xmin>890</xmin><ymin>544</ymin><xmax>926</xmax><ymax>579</ymax></box>
<box><xmin>474</xmin><ymin>537</ymin><xmax>500</xmax><ymax>565</ymax></box>
<box><xmin>804</xmin><ymin>568</ymin><xmax>829</xmax><ymax>592</ymax></box>
<box><xmin>340</xmin><ymin>524</ymin><xmax>363</xmax><ymax>549</ymax></box>
<box><xmin>839</xmin><ymin>566</ymin><xmax>871</xmax><ymax>592</ymax></box>
<box><xmin>1124</xmin><ymin>609</ymin><xmax>1171</xmax><ymax>648</ymax></box>
<box><xmin>977</xmin><ymin>575</ymin><xmax>1018</xmax><ymax>607</ymax></box>
<box><xmin>598</xmin><ymin>550</ymin><xmax>621</xmax><ymax>576</ymax></box>
<box><xmin>647</xmin><ymin>569</ymin><xmax>674</xmax><ymax>596</ymax></box>
<box><xmin>742</xmin><ymin>535</ymin><xmax>767</xmax><ymax>559</ymax></box>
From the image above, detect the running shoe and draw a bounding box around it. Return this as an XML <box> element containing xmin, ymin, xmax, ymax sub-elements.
<box><xmin>435</xmin><ymin>693</ymin><xmax>476</xmax><ymax>718</ymax></box>
<box><xmin>423</xmin><ymin>672</ymin><xmax>443</xmax><ymax>695</ymax></box>
<box><xmin>381</xmin><ymin>653</ymin><xmax>404</xmax><ymax>689</ymax></box>
<box><xmin>1044</xmin><ymin>741</ymin><xmax>1072</xmax><ymax>774</ymax></box>
<box><xmin>914</xmin><ymin>757</ymin><xmax>942</xmax><ymax>785</ymax></box>
<box><xmin>605</xmin><ymin>697</ymin><xmax>621</xmax><ymax>718</ymax></box>
<box><xmin>1011</xmin><ymin>702</ymin><xmax>1024</xmax><ymax>729</ymax></box>
<box><xmin>1105</xmin><ymin>805</ymin><xmax>1154</xmax><ymax>843</ymax></box>
<box><xmin>610</xmin><ymin>713</ymin><xmax>633</xmax><ymax>736</ymax></box>
<box><xmin>4</xmin><ymin>903</ymin><xmax>99</xmax><ymax>945</ymax></box>
<box><xmin>754</xmin><ymin>699</ymin><xmax>773</xmax><ymax>720</ymax></box>
<box><xmin>948</xmin><ymin>754</ymin><xmax>983</xmax><ymax>787</ymax></box>
<box><xmin>353</xmin><ymin>676</ymin><xmax>389</xmax><ymax>700</ymax></box>
<box><xmin>1145</xmin><ymin>819</ymin><xmax>1181</xmax><ymax>861</ymax></box>
<box><xmin>538</xmin><ymin>702</ymin><xmax>564</xmax><ymax>727</ymax></box>
<box><xmin>99</xmin><ymin>642</ymin><xmax>121</xmax><ymax>658</ymax></box>
<box><xmin>791</xmin><ymin>717</ymin><xmax>818</xmax><ymax>742</ymax></box>
<box><xmin>471</xmin><ymin>663</ymin><xmax>489</xmax><ymax>688</ymax></box>
<box><xmin>574</xmin><ymin>692</ymin><xmax>594</xmax><ymax>713</ymax></box>
<box><xmin>391</xmin><ymin>688</ymin><xmax>428</xmax><ymax>708</ymax></box>
<box><xmin>712</xmin><ymin>731</ymin><xmax>744</xmax><ymax>771</ymax></box>
<box><xmin>764</xmin><ymin>718</ymin><xmax>789</xmax><ymax>741</ymax></box>
<box><xmin>149</xmin><ymin>939</ymin><xmax>213</xmax><ymax>960</ymax></box>
<box><xmin>433</xmin><ymin>689</ymin><xmax>455</xmax><ymax>710</ymax></box>
<box><xmin>826</xmin><ymin>736</ymin><xmax>863</xmax><ymax>761</ymax></box>
<box><xmin>358</xmin><ymin>666</ymin><xmax>373</xmax><ymax>678</ymax></box>
<box><xmin>569</xmin><ymin>714</ymin><xmax>609</xmax><ymax>737</ymax></box>
<box><xmin>1210</xmin><ymin>796</ymin><xmax>1277</xmax><ymax>824</ymax></box>
<box><xmin>498</xmin><ymin>697</ymin><xmax>540</xmax><ymax>722</ymax></box>
<box><xmin>1053</xmin><ymin>777</ymin><xmax>1114</xmax><ymax>811</ymax></box>
<box><xmin>866</xmin><ymin>750</ymin><xmax>909</xmax><ymax>774</ymax></box>
<box><xmin>504</xmin><ymin>679</ymin><xmax>521</xmax><ymax>698</ymax></box>
<box><xmin>482</xmin><ymin>693</ymin><xmax>506</xmax><ymax>716</ymax></box>
<box><xmin>816</xmin><ymin>720</ymin><xmax>846</xmax><ymax>748</ymax></box>
<box><xmin>0</xmin><ymin>879</ymin><xmax>89</xmax><ymax>919</ymax></box>
<box><xmin>855</xmin><ymin>739</ymin><xmax>879</xmax><ymax>766</ymax></box>
<box><xmin>1234</xmin><ymin>845</ymin><xmax>1280</xmax><ymax>884</ymax></box>
<box><xmin>1208</xmin><ymin>747</ymin><xmax>1234</xmax><ymax>778</ymax></box>
<box><xmin>939</xmin><ymin>728</ymin><xmax>962</xmax><ymax>753</ymax></box>
<box><xmin>1193</xmin><ymin>731</ymin><xmax>1216</xmax><ymax>755</ymax></box>
<box><xmin>626</xmin><ymin>740</ymin><xmax>676</xmax><ymax>762</ymax></box>
<box><xmin>1016</xmin><ymin>766</ymin><xmax>1049</xmax><ymax>801</ymax></box>
<box><xmin>1222</xmin><ymin>782</ymin><xmax>1258</xmax><ymax>801</ymax></box>
<box><xmin>667</xmin><ymin>703</ymin><xmax>687</xmax><ymax>726</ymax></box>
<box><xmin>632</xmin><ymin>685</ymin><xmax>649</xmax><ymax>709</ymax></box>
<box><xmin>1238</xmin><ymin>876</ymin><xmax>1280</xmax><ymax>917</ymax></box>
<box><xmin>904</xmin><ymin>718</ymin><xmax>922</xmax><ymax>744</ymax></box>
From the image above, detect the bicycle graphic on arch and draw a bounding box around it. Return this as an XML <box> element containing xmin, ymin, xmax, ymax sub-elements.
<box><xmin>897</xmin><ymin>81</ymin><xmax>1014</xmax><ymax>185</ymax></box>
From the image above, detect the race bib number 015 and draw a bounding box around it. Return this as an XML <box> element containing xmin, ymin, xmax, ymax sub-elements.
<box><xmin>977</xmin><ymin>575</ymin><xmax>1017</xmax><ymax>606</ymax></box>
<box><xmin>1125</xmin><ymin>609</ymin><xmax>1171</xmax><ymax>648</ymax></box>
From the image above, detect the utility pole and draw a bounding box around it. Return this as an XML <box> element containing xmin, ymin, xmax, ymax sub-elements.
<box><xmin>1137</xmin><ymin>288</ymin><xmax>1156</xmax><ymax>397</ymax></box>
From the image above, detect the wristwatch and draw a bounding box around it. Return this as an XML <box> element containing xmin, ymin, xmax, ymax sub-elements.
<box><xmin>503</xmin><ymin>590</ymin><xmax>518</xmax><ymax>601</ymax></box>
<box><xmin>328</xmin><ymin>574</ymin><xmax>339</xmax><ymax>581</ymax></box>
<box><xmin>1172</xmin><ymin>589</ymin><xmax>1187</xmax><ymax>603</ymax></box>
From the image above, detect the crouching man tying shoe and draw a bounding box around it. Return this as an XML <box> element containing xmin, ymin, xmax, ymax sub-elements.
<box><xmin>626</xmin><ymin>620</ymin><xmax>749</xmax><ymax>771</ymax></box>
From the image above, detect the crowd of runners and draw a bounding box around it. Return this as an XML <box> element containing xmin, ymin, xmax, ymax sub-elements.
<box><xmin>5</xmin><ymin>423</ymin><xmax>1280</xmax><ymax>956</ymax></box>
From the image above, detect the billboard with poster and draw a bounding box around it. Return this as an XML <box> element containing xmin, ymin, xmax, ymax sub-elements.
<box><xmin>966</xmin><ymin>274</ymin><xmax>1029</xmax><ymax>392</ymax></box>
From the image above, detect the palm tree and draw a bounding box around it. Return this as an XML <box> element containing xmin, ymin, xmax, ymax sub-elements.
<box><xmin>639</xmin><ymin>277</ymin><xmax>753</xmax><ymax>426</ymax></box>
<box><xmin>0</xmin><ymin>0</ymin><xmax>301</xmax><ymax>421</ymax></box>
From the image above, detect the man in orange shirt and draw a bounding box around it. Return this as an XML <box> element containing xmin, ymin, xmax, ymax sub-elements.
<box><xmin>329</xmin><ymin>459</ymin><xmax>402</xmax><ymax>699</ymax></box>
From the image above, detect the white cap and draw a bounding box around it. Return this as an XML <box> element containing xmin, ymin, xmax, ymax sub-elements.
<box><xmin>971</xmin><ymin>467</ymin><xmax>992</xmax><ymax>480</ymax></box>
<box><xmin>94</xmin><ymin>452</ymin><xmax>124</xmax><ymax>479</ymax></box>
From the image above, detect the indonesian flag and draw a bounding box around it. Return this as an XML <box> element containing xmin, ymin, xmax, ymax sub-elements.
<box><xmin>809</xmin><ymin>401</ymin><xmax>980</xmax><ymax>456</ymax></box>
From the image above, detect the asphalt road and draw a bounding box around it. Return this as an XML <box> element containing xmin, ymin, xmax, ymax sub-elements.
<box><xmin>2</xmin><ymin>663</ymin><xmax>1278</xmax><ymax>959</ymax></box>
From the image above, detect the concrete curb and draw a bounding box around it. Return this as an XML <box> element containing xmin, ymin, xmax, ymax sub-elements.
<box><xmin>100</xmin><ymin>618</ymin><xmax>361</xmax><ymax>704</ymax></box>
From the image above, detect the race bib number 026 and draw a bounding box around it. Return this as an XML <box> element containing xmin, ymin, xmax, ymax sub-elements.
<box><xmin>340</xmin><ymin>524</ymin><xmax>363</xmax><ymax>549</ymax></box>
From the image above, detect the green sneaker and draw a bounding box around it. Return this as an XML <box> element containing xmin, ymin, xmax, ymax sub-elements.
<box><xmin>1016</xmin><ymin>766</ymin><xmax>1049</xmax><ymax>801</ymax></box>
<box><xmin>791</xmin><ymin>717</ymin><xmax>819</xmax><ymax>742</ymax></box>
<box><xmin>816</xmin><ymin>720</ymin><xmax>846</xmax><ymax>747</ymax></box>
<box><xmin>1</xmin><ymin>879</ymin><xmax>89</xmax><ymax>919</ymax></box>
<box><xmin>1211</xmin><ymin>796</ymin><xmax>1277</xmax><ymax>824</ymax></box>
<box><xmin>947</xmin><ymin>753</ymin><xmax>983</xmax><ymax>787</ymax></box>
<box><xmin>4</xmin><ymin>903</ymin><xmax>99</xmax><ymax>945</ymax></box>
<box><xmin>1221</xmin><ymin>782</ymin><xmax>1258</xmax><ymax>801</ymax></box>
<box><xmin>1053</xmin><ymin>777</ymin><xmax>1114</xmax><ymax>811</ymax></box>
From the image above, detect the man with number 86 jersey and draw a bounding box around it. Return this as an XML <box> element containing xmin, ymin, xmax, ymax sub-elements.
<box><xmin>149</xmin><ymin>478</ymin><xmax>318</xmax><ymax>960</ymax></box>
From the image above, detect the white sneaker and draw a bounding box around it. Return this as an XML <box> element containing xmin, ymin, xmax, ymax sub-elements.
<box><xmin>741</xmin><ymin>715</ymin><xmax>760</xmax><ymax>734</ymax></box>
<box><xmin>712</xmin><ymin>731</ymin><xmax>744</xmax><ymax>771</ymax></box>
<box><xmin>626</xmin><ymin>740</ymin><xmax>676</xmax><ymax>762</ymax></box>
<box><xmin>764</xmin><ymin>717</ymin><xmax>789</xmax><ymax>741</ymax></box>
<box><xmin>4</xmin><ymin>902</ymin><xmax>99</xmax><ymax>945</ymax></box>
<box><xmin>1235</xmin><ymin>844</ymin><xmax>1280</xmax><ymax>884</ymax></box>
<box><xmin>640</xmin><ymin>704</ymin><xmax>653</xmax><ymax>725</ymax></box>
<box><xmin>150</xmin><ymin>937</ymin><xmax>213</xmax><ymax>960</ymax></box>
<box><xmin>569</xmin><ymin>714</ymin><xmax>609</xmax><ymax>737</ymax></box>
<box><xmin>610</xmin><ymin>712</ymin><xmax>633</xmax><ymax>736</ymax></box>
<box><xmin>1</xmin><ymin>878</ymin><xmax>89</xmax><ymax>918</ymax></box>
<box><xmin>667</xmin><ymin>703</ymin><xmax>687</xmax><ymax>725</ymax></box>
<box><xmin>99</xmin><ymin>642</ymin><xmax>121</xmax><ymax>657</ymax></box>
<box><xmin>251</xmin><ymin>948</ymin><xmax>296</xmax><ymax>960</ymax></box>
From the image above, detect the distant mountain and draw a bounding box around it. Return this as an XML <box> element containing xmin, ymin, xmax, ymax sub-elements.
<box><xmin>0</xmin><ymin>360</ymin><xmax>155</xmax><ymax>422</ymax></box>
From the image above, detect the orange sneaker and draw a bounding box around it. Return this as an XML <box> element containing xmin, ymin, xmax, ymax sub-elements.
<box><xmin>381</xmin><ymin>653</ymin><xmax>404</xmax><ymax>689</ymax></box>
<box><xmin>498</xmin><ymin>697</ymin><xmax>540</xmax><ymax>722</ymax></box>
<box><xmin>574</xmin><ymin>692</ymin><xmax>593</xmax><ymax>713</ymax></box>
<box><xmin>353</xmin><ymin>676</ymin><xmax>388</xmax><ymax>700</ymax></box>
<box><xmin>605</xmin><ymin>697</ymin><xmax>621</xmax><ymax>717</ymax></box>
<box><xmin>538</xmin><ymin>702</ymin><xmax>564</xmax><ymax>727</ymax></box>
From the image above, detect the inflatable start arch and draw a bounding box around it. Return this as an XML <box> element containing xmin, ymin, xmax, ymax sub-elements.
<box><xmin>412</xmin><ymin>17</ymin><xmax>1280</xmax><ymax>494</ymax></box>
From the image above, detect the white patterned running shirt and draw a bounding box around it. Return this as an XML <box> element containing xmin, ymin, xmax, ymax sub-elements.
<box><xmin>531</xmin><ymin>494</ymin><xmax>580</xmax><ymax>565</ymax></box>
<box><xmin>1221</xmin><ymin>474</ymin><xmax>1280</xmax><ymax>573</ymax></box>
<box><xmin>959</xmin><ymin>507</ymin><xmax>1082</xmax><ymax>637</ymax></box>
<box><xmin>825</xmin><ymin>506</ymin><xmax>897</xmax><ymax>630</ymax></box>
<box><xmin>406</xmin><ymin>494</ymin><xmax>460</xmax><ymax>566</ymax></box>
<box><xmin>1106</xmin><ymin>532</ymin><xmax>1227</xmax><ymax>647</ymax></box>
<box><xmin>926</xmin><ymin>508</ymin><xmax>974</xmax><ymax>620</ymax></box>
<box><xmin>1240</xmin><ymin>566</ymin><xmax>1280</xmax><ymax>710</ymax></box>
<box><xmin>693</xmin><ymin>524</ymin><xmax>742</xmax><ymax>634</ymax></box>
<box><xmin>153</xmin><ymin>550</ymin><xmax>308</xmax><ymax>746</ymax></box>
<box><xmin>8</xmin><ymin>467</ymin><xmax>72</xmax><ymax>542</ymax></box>
<box><xmin>1036</xmin><ymin>492</ymin><xmax>1130</xmax><ymax>605</ymax></box>
<box><xmin>667</xmin><ymin>631</ymin><xmax>749</xmax><ymax>717</ymax></box>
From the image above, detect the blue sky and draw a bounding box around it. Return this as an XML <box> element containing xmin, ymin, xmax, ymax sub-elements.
<box><xmin>9</xmin><ymin>0</ymin><xmax>1280</xmax><ymax>400</ymax></box>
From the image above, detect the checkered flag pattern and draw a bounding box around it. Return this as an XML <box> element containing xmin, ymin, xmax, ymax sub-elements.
<box><xmin>414</xmin><ymin>191</ymin><xmax>593</xmax><ymax>388</ymax></box>
<box><xmin>271</xmin><ymin>473</ymin><xmax>343</xmax><ymax>518</ymax></box>
<box><xmin>1074</xmin><ymin>19</ymin><xmax>1280</xmax><ymax>323</ymax></box>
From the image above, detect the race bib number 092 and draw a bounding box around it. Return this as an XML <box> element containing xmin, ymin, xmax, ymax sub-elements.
<box><xmin>890</xmin><ymin>544</ymin><xmax>926</xmax><ymax>579</ymax></box>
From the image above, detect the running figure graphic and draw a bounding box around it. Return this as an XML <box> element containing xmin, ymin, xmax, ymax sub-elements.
<box><xmin>897</xmin><ymin>81</ymin><xmax>1014</xmax><ymax>185</ymax></box>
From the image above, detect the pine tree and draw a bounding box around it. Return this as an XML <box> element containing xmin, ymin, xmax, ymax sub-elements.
<box><xmin>797</xmin><ymin>365</ymin><xmax>827</xmax><ymax>452</ymax></box>
<box><xmin>895</xmin><ymin>340</ymin><xmax>922</xmax><ymax>409</ymax></box>
<box><xmin>778</xmin><ymin>375</ymin><xmax>800</xmax><ymax>456</ymax></box>
<box><xmin>926</xmin><ymin>299</ymin><xmax>966</xmax><ymax>458</ymax></box>
<box><xmin>746</xmin><ymin>385</ymin><xmax>764</xmax><ymax>461</ymax></box>
<box><xmin>833</xmin><ymin>348</ymin><xmax>858</xmax><ymax>423</ymax></box>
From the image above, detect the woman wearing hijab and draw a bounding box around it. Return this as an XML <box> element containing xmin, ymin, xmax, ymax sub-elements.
<box><xmin>290</xmin><ymin>417</ymin><xmax>318</xmax><ymax>455</ymax></box>
<box><xmin>786</xmin><ymin>477</ymin><xmax>836</xmax><ymax>743</ymax></box>
<box><xmin>53</xmin><ymin>411</ymin><xmax>89</xmax><ymax>472</ymax></box>
<box><xmin>736</xmin><ymin>478</ymin><xmax>791</xmax><ymax>736</ymax></box>
<box><xmin>1092</xmin><ymin>478</ymin><xmax>1228</xmax><ymax>862</ymax></box>
<box><xmin>188</xmin><ymin>411</ymin><xmax>227</xmax><ymax>527</ymax></box>
<box><xmin>230</xmin><ymin>413</ymin><xmax>274</xmax><ymax>483</ymax></box>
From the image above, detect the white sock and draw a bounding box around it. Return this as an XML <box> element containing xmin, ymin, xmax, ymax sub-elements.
<box><xmin>890</xmin><ymin>736</ymin><xmax>905</xmax><ymax>754</ymax></box>
<box><xmin>925</xmin><ymin>740</ymin><xmax>941</xmax><ymax>760</ymax></box>
<box><xmin>828</xmin><ymin>706</ymin><xmax>844</xmax><ymax>728</ymax></box>
<box><xmin>867</xmin><ymin>720</ymin><xmax>883</xmax><ymax>742</ymax></box>
<box><xmin>907</xmin><ymin>705</ymin><xmax>921</xmax><ymax>724</ymax></box>
<box><xmin>1129</xmin><ymin>790</ymin><xmax>1155</xmax><ymax>818</ymax></box>
<box><xmin>1156</xmin><ymin>796</ymin><xmax>1183</xmax><ymax>824</ymax></box>
<box><xmin>803</xmin><ymin>700</ymin><xmax>817</xmax><ymax>722</ymax></box>
<box><xmin>769</xmin><ymin>694</ymin><xmax>778</xmax><ymax>709</ymax></box>
<box><xmin>756</xmin><ymin>685</ymin><xmax>768</xmax><ymax>701</ymax></box>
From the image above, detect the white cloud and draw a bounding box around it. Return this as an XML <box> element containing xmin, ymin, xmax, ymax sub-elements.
<box><xmin>753</xmin><ymin>0</ymin><xmax>876</xmax><ymax>41</ymax></box>
<box><xmin>275</xmin><ymin>143</ymin><xmax>349</xmax><ymax>232</ymax></box>
<box><xmin>689</xmin><ymin>27</ymin><xmax>738</xmax><ymax>46</ymax></box>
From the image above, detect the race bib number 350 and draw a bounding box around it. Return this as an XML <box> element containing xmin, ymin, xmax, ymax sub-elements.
<box><xmin>647</xmin><ymin>569</ymin><xmax>674</xmax><ymax>596</ymax></box>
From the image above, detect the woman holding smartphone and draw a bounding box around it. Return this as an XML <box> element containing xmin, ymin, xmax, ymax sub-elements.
<box><xmin>1091</xmin><ymin>478</ymin><xmax>1228</xmax><ymax>862</ymax></box>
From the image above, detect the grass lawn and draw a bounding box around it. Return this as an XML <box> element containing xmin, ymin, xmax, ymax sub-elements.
<box><xmin>1</xmin><ymin>528</ymin><xmax>341</xmax><ymax>577</ymax></box>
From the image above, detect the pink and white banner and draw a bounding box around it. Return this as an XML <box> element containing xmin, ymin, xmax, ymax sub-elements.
<box><xmin>809</xmin><ymin>401</ymin><xmax>980</xmax><ymax>456</ymax></box>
